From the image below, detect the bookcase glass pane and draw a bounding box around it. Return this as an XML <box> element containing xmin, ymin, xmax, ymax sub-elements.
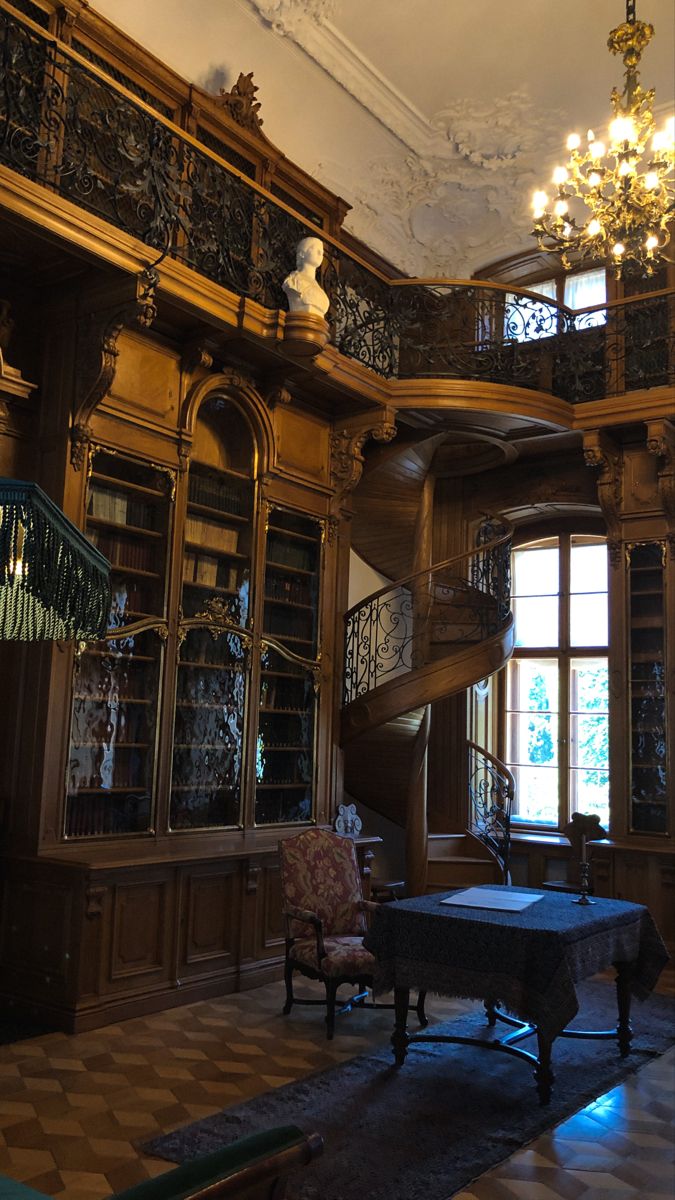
<box><xmin>65</xmin><ymin>452</ymin><xmax>171</xmax><ymax>838</ymax></box>
<box><xmin>264</xmin><ymin>508</ymin><xmax>321</xmax><ymax>658</ymax></box>
<box><xmin>170</xmin><ymin>628</ymin><xmax>246</xmax><ymax>830</ymax></box>
<box><xmin>182</xmin><ymin>462</ymin><xmax>253</xmax><ymax>622</ymax></box>
<box><xmin>66</xmin><ymin>629</ymin><xmax>162</xmax><ymax>837</ymax></box>
<box><xmin>628</xmin><ymin>542</ymin><xmax>668</xmax><ymax>835</ymax></box>
<box><xmin>255</xmin><ymin>646</ymin><xmax>315</xmax><ymax>826</ymax></box>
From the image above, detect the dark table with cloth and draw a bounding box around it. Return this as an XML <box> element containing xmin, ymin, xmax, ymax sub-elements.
<box><xmin>363</xmin><ymin>885</ymin><xmax>669</xmax><ymax>1102</ymax></box>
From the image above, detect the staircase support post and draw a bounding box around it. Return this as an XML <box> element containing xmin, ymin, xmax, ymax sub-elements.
<box><xmin>406</xmin><ymin>704</ymin><xmax>430</xmax><ymax>896</ymax></box>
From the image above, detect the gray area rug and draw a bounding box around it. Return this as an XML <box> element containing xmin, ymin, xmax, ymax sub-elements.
<box><xmin>143</xmin><ymin>981</ymin><xmax>675</xmax><ymax>1200</ymax></box>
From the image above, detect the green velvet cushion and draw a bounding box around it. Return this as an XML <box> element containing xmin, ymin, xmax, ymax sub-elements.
<box><xmin>0</xmin><ymin>1180</ymin><xmax>48</xmax><ymax>1200</ymax></box>
<box><xmin>0</xmin><ymin>1127</ymin><xmax>307</xmax><ymax>1200</ymax></box>
<box><xmin>0</xmin><ymin>1181</ymin><xmax>50</xmax><ymax>1199</ymax></box>
<box><xmin>111</xmin><ymin>1126</ymin><xmax>307</xmax><ymax>1200</ymax></box>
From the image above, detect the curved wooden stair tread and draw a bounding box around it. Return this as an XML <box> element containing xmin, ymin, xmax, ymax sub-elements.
<box><xmin>341</xmin><ymin>617</ymin><xmax>514</xmax><ymax>744</ymax></box>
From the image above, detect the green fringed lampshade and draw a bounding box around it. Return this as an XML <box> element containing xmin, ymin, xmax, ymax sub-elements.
<box><xmin>0</xmin><ymin>479</ymin><xmax>111</xmax><ymax>641</ymax></box>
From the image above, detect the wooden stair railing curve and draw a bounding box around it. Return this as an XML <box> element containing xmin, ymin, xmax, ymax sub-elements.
<box><xmin>342</xmin><ymin>519</ymin><xmax>514</xmax><ymax>744</ymax></box>
<box><xmin>341</xmin><ymin>521</ymin><xmax>514</xmax><ymax>895</ymax></box>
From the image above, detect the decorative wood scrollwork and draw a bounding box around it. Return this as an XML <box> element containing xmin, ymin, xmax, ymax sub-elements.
<box><xmin>85</xmin><ymin>886</ymin><xmax>106</xmax><ymax>919</ymax></box>
<box><xmin>330</xmin><ymin>413</ymin><xmax>397</xmax><ymax>495</ymax></box>
<box><xmin>216</xmin><ymin>72</ymin><xmax>265</xmax><ymax>135</ymax></box>
<box><xmin>646</xmin><ymin>419</ymin><xmax>675</xmax><ymax>525</ymax></box>
<box><xmin>71</xmin><ymin>269</ymin><xmax>159</xmax><ymax>467</ymax></box>
<box><xmin>583</xmin><ymin>429</ymin><xmax>623</xmax><ymax>566</ymax></box>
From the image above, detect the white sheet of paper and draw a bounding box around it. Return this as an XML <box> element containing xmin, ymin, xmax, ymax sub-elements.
<box><xmin>440</xmin><ymin>887</ymin><xmax>544</xmax><ymax>912</ymax></box>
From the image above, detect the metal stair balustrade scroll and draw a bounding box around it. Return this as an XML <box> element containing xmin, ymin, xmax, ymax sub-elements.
<box><xmin>343</xmin><ymin>520</ymin><xmax>513</xmax><ymax>706</ymax></box>
<box><xmin>467</xmin><ymin>739</ymin><xmax>514</xmax><ymax>883</ymax></box>
<box><xmin>1</xmin><ymin>6</ymin><xmax>672</xmax><ymax>400</ymax></box>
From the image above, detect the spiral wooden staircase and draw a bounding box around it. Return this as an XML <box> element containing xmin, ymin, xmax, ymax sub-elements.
<box><xmin>341</xmin><ymin>437</ymin><xmax>515</xmax><ymax>896</ymax></box>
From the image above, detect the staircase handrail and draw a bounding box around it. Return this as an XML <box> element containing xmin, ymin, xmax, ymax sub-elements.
<box><xmin>344</xmin><ymin>519</ymin><xmax>513</xmax><ymax>705</ymax></box>
<box><xmin>344</xmin><ymin>520</ymin><xmax>513</xmax><ymax>623</ymax></box>
<box><xmin>467</xmin><ymin>739</ymin><xmax>515</xmax><ymax>883</ymax></box>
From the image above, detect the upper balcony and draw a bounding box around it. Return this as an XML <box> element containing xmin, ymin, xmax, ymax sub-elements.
<box><xmin>1</xmin><ymin>3</ymin><xmax>672</xmax><ymax>430</ymax></box>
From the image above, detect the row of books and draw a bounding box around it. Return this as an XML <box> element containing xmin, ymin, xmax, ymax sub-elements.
<box><xmin>89</xmin><ymin>531</ymin><xmax>156</xmax><ymax>572</ymax></box>
<box><xmin>183</xmin><ymin>552</ymin><xmax>238</xmax><ymax>589</ymax></box>
<box><xmin>189</xmin><ymin>472</ymin><xmax>247</xmax><ymax>515</ymax></box>
<box><xmin>264</xmin><ymin>609</ymin><xmax>314</xmax><ymax>639</ymax></box>
<box><xmin>185</xmin><ymin>516</ymin><xmax>239</xmax><ymax>553</ymax></box>
<box><xmin>65</xmin><ymin>793</ymin><xmax>151</xmax><ymax>838</ymax></box>
<box><xmin>265</xmin><ymin>575</ymin><xmax>314</xmax><ymax>605</ymax></box>
<box><xmin>267</xmin><ymin>536</ymin><xmax>315</xmax><ymax>572</ymax></box>
<box><xmin>89</xmin><ymin>487</ymin><xmax>157</xmax><ymax>531</ymax></box>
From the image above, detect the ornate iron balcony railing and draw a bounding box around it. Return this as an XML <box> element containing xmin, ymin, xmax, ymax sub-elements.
<box><xmin>1</xmin><ymin>5</ymin><xmax>672</xmax><ymax>400</ymax></box>
<box><xmin>343</xmin><ymin>520</ymin><xmax>512</xmax><ymax>706</ymax></box>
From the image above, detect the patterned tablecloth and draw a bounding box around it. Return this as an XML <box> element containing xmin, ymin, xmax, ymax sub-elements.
<box><xmin>363</xmin><ymin>886</ymin><xmax>669</xmax><ymax>1042</ymax></box>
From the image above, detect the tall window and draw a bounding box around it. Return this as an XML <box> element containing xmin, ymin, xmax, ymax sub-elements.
<box><xmin>504</xmin><ymin>268</ymin><xmax>607</xmax><ymax>342</ymax></box>
<box><xmin>504</xmin><ymin>533</ymin><xmax>609</xmax><ymax>829</ymax></box>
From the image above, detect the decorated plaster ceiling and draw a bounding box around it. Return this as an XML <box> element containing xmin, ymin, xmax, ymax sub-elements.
<box><xmin>92</xmin><ymin>0</ymin><xmax>675</xmax><ymax>279</ymax></box>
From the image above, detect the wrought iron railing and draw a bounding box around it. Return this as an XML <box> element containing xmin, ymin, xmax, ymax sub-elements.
<box><xmin>468</xmin><ymin>740</ymin><xmax>514</xmax><ymax>883</ymax></box>
<box><xmin>1</xmin><ymin>5</ymin><xmax>672</xmax><ymax>401</ymax></box>
<box><xmin>343</xmin><ymin>520</ymin><xmax>512</xmax><ymax>705</ymax></box>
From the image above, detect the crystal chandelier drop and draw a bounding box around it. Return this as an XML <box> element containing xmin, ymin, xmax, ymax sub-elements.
<box><xmin>531</xmin><ymin>0</ymin><xmax>674</xmax><ymax>278</ymax></box>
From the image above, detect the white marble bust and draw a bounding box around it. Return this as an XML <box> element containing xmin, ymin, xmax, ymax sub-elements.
<box><xmin>282</xmin><ymin>236</ymin><xmax>330</xmax><ymax>319</ymax></box>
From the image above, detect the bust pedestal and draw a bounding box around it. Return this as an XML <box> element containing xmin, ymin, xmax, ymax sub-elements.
<box><xmin>282</xmin><ymin>312</ymin><xmax>330</xmax><ymax>358</ymax></box>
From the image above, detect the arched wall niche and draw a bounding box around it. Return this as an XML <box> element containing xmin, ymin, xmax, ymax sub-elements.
<box><xmin>182</xmin><ymin>371</ymin><xmax>275</xmax><ymax>478</ymax></box>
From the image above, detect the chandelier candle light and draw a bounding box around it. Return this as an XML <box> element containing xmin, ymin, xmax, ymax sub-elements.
<box><xmin>532</xmin><ymin>0</ymin><xmax>674</xmax><ymax>277</ymax></box>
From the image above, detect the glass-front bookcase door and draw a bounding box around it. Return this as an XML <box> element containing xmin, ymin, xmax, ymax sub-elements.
<box><xmin>65</xmin><ymin>450</ymin><xmax>172</xmax><ymax>838</ymax></box>
<box><xmin>169</xmin><ymin>400</ymin><xmax>255</xmax><ymax>831</ymax></box>
<box><xmin>627</xmin><ymin>542</ymin><xmax>668</xmax><ymax>834</ymax></box>
<box><xmin>255</xmin><ymin>506</ymin><xmax>322</xmax><ymax>826</ymax></box>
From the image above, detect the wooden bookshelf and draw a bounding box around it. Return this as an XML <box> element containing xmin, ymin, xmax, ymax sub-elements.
<box><xmin>65</xmin><ymin>450</ymin><xmax>169</xmax><ymax>840</ymax></box>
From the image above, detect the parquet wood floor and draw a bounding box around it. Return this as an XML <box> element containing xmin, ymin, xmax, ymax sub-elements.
<box><xmin>0</xmin><ymin>971</ymin><xmax>672</xmax><ymax>1199</ymax></box>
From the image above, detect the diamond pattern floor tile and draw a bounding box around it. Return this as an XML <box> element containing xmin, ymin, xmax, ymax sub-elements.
<box><xmin>0</xmin><ymin>972</ymin><xmax>671</xmax><ymax>1198</ymax></box>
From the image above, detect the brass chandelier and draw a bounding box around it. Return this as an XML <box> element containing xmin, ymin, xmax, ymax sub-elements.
<box><xmin>531</xmin><ymin>0</ymin><xmax>674</xmax><ymax>277</ymax></box>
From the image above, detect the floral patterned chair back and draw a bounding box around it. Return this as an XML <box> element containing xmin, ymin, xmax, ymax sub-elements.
<box><xmin>279</xmin><ymin>827</ymin><xmax>367</xmax><ymax>940</ymax></box>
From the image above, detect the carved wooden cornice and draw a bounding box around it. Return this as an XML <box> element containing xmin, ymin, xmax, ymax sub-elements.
<box><xmin>582</xmin><ymin>428</ymin><xmax>623</xmax><ymax>565</ymax></box>
<box><xmin>71</xmin><ymin>269</ymin><xmax>158</xmax><ymax>468</ymax></box>
<box><xmin>646</xmin><ymin>418</ymin><xmax>675</xmax><ymax>525</ymax></box>
<box><xmin>330</xmin><ymin>412</ymin><xmax>397</xmax><ymax>495</ymax></box>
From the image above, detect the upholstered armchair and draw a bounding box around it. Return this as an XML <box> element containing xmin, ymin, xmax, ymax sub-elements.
<box><xmin>279</xmin><ymin>827</ymin><xmax>426</xmax><ymax>1039</ymax></box>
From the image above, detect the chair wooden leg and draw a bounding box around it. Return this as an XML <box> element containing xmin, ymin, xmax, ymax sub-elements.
<box><xmin>283</xmin><ymin>958</ymin><xmax>294</xmax><ymax>1016</ymax></box>
<box><xmin>326</xmin><ymin>979</ymin><xmax>338</xmax><ymax>1040</ymax></box>
<box><xmin>416</xmin><ymin>989</ymin><xmax>428</xmax><ymax>1027</ymax></box>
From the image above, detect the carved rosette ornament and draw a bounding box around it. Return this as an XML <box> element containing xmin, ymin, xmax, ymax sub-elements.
<box><xmin>330</xmin><ymin>416</ymin><xmax>397</xmax><ymax>496</ymax></box>
<box><xmin>583</xmin><ymin>430</ymin><xmax>623</xmax><ymax>566</ymax></box>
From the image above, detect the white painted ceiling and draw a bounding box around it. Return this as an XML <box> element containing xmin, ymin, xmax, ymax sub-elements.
<box><xmin>92</xmin><ymin>0</ymin><xmax>675</xmax><ymax>278</ymax></box>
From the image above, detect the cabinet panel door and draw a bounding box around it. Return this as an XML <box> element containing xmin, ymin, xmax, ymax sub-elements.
<box><xmin>251</xmin><ymin>860</ymin><xmax>285</xmax><ymax>963</ymax></box>
<box><xmin>178</xmin><ymin>863</ymin><xmax>241</xmax><ymax>979</ymax></box>
<box><xmin>107</xmin><ymin>877</ymin><xmax>174</xmax><ymax>989</ymax></box>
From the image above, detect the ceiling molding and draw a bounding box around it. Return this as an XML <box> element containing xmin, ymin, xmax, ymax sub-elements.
<box><xmin>245</xmin><ymin>0</ymin><xmax>565</xmax><ymax>276</ymax></box>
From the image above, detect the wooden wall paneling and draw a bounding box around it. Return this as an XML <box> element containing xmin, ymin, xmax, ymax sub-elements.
<box><xmin>102</xmin><ymin>868</ymin><xmax>175</xmax><ymax>994</ymax></box>
<box><xmin>0</xmin><ymin>860</ymin><xmax>80</xmax><ymax>1007</ymax></box>
<box><xmin>241</xmin><ymin>856</ymin><xmax>284</xmax><ymax>964</ymax></box>
<box><xmin>272</xmin><ymin>405</ymin><xmax>331</xmax><ymax>489</ymax></box>
<box><xmin>177</xmin><ymin>860</ymin><xmax>241</xmax><ymax>983</ymax></box>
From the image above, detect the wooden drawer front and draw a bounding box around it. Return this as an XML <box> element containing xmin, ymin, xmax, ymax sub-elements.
<box><xmin>179</xmin><ymin>865</ymin><xmax>240</xmax><ymax>979</ymax></box>
<box><xmin>108</xmin><ymin>879</ymin><xmax>173</xmax><ymax>988</ymax></box>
